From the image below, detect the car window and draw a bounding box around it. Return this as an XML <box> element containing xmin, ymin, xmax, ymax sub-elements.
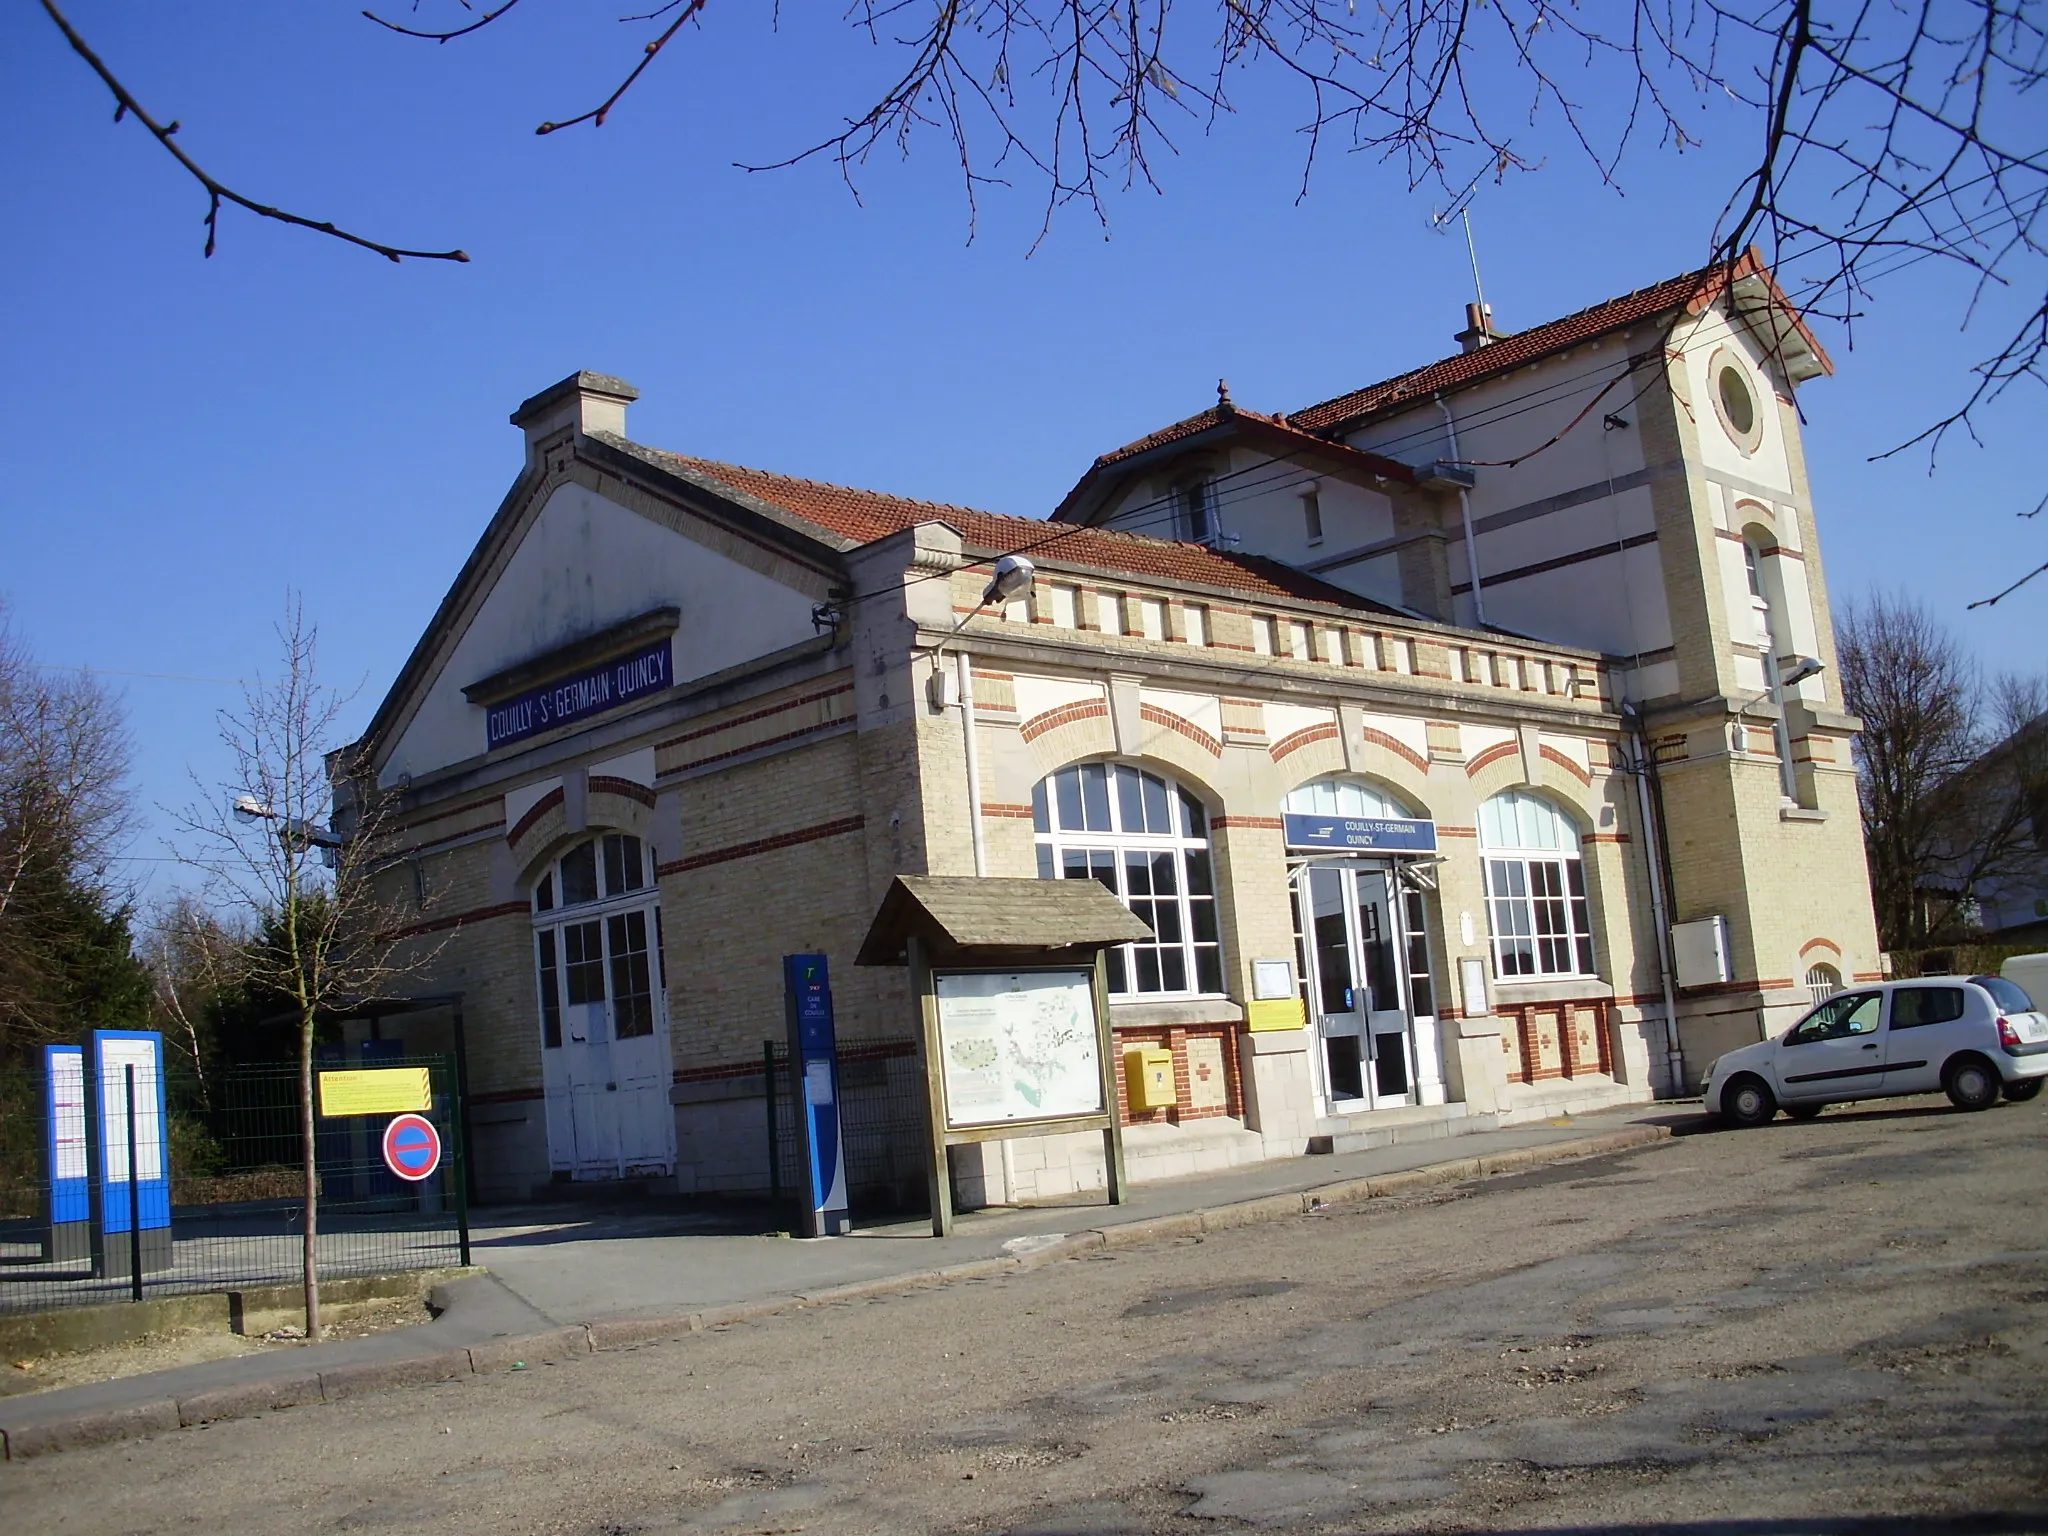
<box><xmin>1974</xmin><ymin>975</ymin><xmax>2038</xmax><ymax>1013</ymax></box>
<box><xmin>1789</xmin><ymin>991</ymin><xmax>1883</xmax><ymax>1043</ymax></box>
<box><xmin>1891</xmin><ymin>987</ymin><xmax>1966</xmax><ymax>1029</ymax></box>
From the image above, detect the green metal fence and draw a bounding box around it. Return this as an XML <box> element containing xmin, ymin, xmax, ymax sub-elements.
<box><xmin>0</xmin><ymin>1055</ymin><xmax>468</xmax><ymax>1317</ymax></box>
<box><xmin>764</xmin><ymin>1037</ymin><xmax>930</xmax><ymax>1219</ymax></box>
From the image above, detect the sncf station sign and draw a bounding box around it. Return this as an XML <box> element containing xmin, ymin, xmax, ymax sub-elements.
<box><xmin>486</xmin><ymin>637</ymin><xmax>674</xmax><ymax>750</ymax></box>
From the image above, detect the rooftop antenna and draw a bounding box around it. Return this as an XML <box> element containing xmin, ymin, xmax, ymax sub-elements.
<box><xmin>1460</xmin><ymin>207</ymin><xmax>1491</xmax><ymax>331</ymax></box>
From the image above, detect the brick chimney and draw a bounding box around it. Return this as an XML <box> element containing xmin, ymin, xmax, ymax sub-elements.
<box><xmin>510</xmin><ymin>372</ymin><xmax>639</xmax><ymax>466</ymax></box>
<box><xmin>1454</xmin><ymin>303</ymin><xmax>1499</xmax><ymax>353</ymax></box>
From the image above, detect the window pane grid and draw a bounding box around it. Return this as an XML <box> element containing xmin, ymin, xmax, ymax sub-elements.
<box><xmin>1484</xmin><ymin>855</ymin><xmax>1594</xmax><ymax>979</ymax></box>
<box><xmin>1035</xmin><ymin>763</ymin><xmax>1224</xmax><ymax>998</ymax></box>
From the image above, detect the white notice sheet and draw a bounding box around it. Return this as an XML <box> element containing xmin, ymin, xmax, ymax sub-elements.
<box><xmin>934</xmin><ymin>970</ymin><xmax>1103</xmax><ymax>1128</ymax></box>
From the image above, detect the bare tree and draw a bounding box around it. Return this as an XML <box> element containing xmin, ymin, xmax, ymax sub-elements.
<box><xmin>38</xmin><ymin>2</ymin><xmax>2045</xmax><ymax>593</ymax></box>
<box><xmin>142</xmin><ymin>893</ymin><xmax>249</xmax><ymax>1112</ymax></box>
<box><xmin>1840</xmin><ymin>590</ymin><xmax>2048</xmax><ymax>950</ymax></box>
<box><xmin>0</xmin><ymin>601</ymin><xmax>137</xmax><ymax>1054</ymax></box>
<box><xmin>170</xmin><ymin>596</ymin><xmax>439</xmax><ymax>1341</ymax></box>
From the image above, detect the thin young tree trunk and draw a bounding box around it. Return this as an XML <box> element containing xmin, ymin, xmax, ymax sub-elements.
<box><xmin>299</xmin><ymin>1006</ymin><xmax>322</xmax><ymax>1341</ymax></box>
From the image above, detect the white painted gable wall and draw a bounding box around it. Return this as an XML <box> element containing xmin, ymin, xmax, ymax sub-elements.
<box><xmin>384</xmin><ymin>481</ymin><xmax>818</xmax><ymax>784</ymax></box>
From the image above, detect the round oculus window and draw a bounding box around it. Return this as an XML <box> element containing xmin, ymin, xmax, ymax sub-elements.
<box><xmin>1718</xmin><ymin>364</ymin><xmax>1757</xmax><ymax>439</ymax></box>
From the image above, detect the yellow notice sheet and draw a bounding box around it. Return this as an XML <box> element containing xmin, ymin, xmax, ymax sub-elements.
<box><xmin>317</xmin><ymin>1066</ymin><xmax>431</xmax><ymax>1118</ymax></box>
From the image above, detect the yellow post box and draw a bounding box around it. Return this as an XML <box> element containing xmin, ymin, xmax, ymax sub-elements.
<box><xmin>1124</xmin><ymin>1046</ymin><xmax>1176</xmax><ymax>1110</ymax></box>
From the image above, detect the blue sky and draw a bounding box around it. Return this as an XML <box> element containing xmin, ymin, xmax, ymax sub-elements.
<box><xmin>4</xmin><ymin>3</ymin><xmax>2040</xmax><ymax>908</ymax></box>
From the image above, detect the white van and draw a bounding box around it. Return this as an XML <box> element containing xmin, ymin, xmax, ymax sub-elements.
<box><xmin>2004</xmin><ymin>952</ymin><xmax>2048</xmax><ymax>1011</ymax></box>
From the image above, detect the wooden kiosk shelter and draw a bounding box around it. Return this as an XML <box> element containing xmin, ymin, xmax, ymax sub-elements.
<box><xmin>857</xmin><ymin>876</ymin><xmax>1153</xmax><ymax>1235</ymax></box>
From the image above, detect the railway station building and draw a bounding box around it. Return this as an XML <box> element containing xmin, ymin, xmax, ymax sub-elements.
<box><xmin>343</xmin><ymin>251</ymin><xmax>1883</xmax><ymax>1205</ymax></box>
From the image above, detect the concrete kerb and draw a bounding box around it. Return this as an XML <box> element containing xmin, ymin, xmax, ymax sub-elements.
<box><xmin>0</xmin><ymin>1124</ymin><xmax>1670</xmax><ymax>1462</ymax></box>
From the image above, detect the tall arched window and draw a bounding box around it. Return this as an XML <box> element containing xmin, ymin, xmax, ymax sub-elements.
<box><xmin>1033</xmin><ymin>762</ymin><xmax>1223</xmax><ymax>997</ymax></box>
<box><xmin>1478</xmin><ymin>790</ymin><xmax>1595</xmax><ymax>979</ymax></box>
<box><xmin>1743</xmin><ymin>529</ymin><xmax>1801</xmax><ymax>801</ymax></box>
<box><xmin>532</xmin><ymin>833</ymin><xmax>662</xmax><ymax>1047</ymax></box>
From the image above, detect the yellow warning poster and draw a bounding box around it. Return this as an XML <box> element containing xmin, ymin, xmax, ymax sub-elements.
<box><xmin>317</xmin><ymin>1067</ymin><xmax>432</xmax><ymax>1118</ymax></box>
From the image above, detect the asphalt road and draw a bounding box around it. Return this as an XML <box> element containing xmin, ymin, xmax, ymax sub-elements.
<box><xmin>6</xmin><ymin>1094</ymin><xmax>2045</xmax><ymax>1535</ymax></box>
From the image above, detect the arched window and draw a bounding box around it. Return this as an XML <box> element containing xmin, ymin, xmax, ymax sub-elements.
<box><xmin>531</xmin><ymin>833</ymin><xmax>662</xmax><ymax>1048</ymax></box>
<box><xmin>1743</xmin><ymin>531</ymin><xmax>1801</xmax><ymax>801</ymax></box>
<box><xmin>1033</xmin><ymin>762</ymin><xmax>1223</xmax><ymax>997</ymax></box>
<box><xmin>1478</xmin><ymin>790</ymin><xmax>1595</xmax><ymax>979</ymax></box>
<box><xmin>1283</xmin><ymin>777</ymin><xmax>1414</xmax><ymax>820</ymax></box>
<box><xmin>1805</xmin><ymin>963</ymin><xmax>1842</xmax><ymax>1004</ymax></box>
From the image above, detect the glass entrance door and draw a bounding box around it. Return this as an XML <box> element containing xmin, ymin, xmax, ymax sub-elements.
<box><xmin>1297</xmin><ymin>863</ymin><xmax>1419</xmax><ymax>1111</ymax></box>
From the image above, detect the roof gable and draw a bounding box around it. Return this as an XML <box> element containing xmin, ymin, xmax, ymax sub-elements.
<box><xmin>1290</xmin><ymin>248</ymin><xmax>1831</xmax><ymax>435</ymax></box>
<box><xmin>1049</xmin><ymin>400</ymin><xmax>1419</xmax><ymax>526</ymax></box>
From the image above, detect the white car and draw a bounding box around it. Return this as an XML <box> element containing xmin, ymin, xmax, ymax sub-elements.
<box><xmin>1704</xmin><ymin>975</ymin><xmax>2048</xmax><ymax>1127</ymax></box>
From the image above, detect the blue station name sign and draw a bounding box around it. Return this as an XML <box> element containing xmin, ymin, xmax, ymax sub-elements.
<box><xmin>486</xmin><ymin>637</ymin><xmax>674</xmax><ymax>750</ymax></box>
<box><xmin>1283</xmin><ymin>812</ymin><xmax>1439</xmax><ymax>855</ymax></box>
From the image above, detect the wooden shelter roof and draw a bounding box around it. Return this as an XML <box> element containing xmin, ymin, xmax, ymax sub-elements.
<box><xmin>855</xmin><ymin>876</ymin><xmax>1153</xmax><ymax>967</ymax></box>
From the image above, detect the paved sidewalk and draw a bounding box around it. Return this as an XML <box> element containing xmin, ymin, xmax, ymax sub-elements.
<box><xmin>0</xmin><ymin>1104</ymin><xmax>1696</xmax><ymax>1460</ymax></box>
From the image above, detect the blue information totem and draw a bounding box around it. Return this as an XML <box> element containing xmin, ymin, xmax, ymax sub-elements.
<box><xmin>42</xmin><ymin>1044</ymin><xmax>90</xmax><ymax>1265</ymax></box>
<box><xmin>783</xmin><ymin>954</ymin><xmax>850</xmax><ymax>1237</ymax></box>
<box><xmin>85</xmin><ymin>1030</ymin><xmax>174</xmax><ymax>1280</ymax></box>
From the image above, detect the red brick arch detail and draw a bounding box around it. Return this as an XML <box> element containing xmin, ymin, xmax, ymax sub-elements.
<box><xmin>1139</xmin><ymin>703</ymin><xmax>1223</xmax><ymax>757</ymax></box>
<box><xmin>1270</xmin><ymin>722</ymin><xmax>1339</xmax><ymax>763</ymax></box>
<box><xmin>589</xmin><ymin>775</ymin><xmax>657</xmax><ymax>808</ymax></box>
<box><xmin>1799</xmin><ymin>937</ymin><xmax>1842</xmax><ymax>958</ymax></box>
<box><xmin>1359</xmin><ymin>728</ymin><xmax>1430</xmax><ymax>775</ymax></box>
<box><xmin>507</xmin><ymin>786</ymin><xmax>565</xmax><ymax>847</ymax></box>
<box><xmin>1541</xmin><ymin>745</ymin><xmax>1593</xmax><ymax>786</ymax></box>
<box><xmin>1465</xmin><ymin>741</ymin><xmax>1517</xmax><ymax>778</ymax></box>
<box><xmin>1462</xmin><ymin>740</ymin><xmax>1592</xmax><ymax>787</ymax></box>
<box><xmin>1020</xmin><ymin>698</ymin><xmax>1110</xmax><ymax>743</ymax></box>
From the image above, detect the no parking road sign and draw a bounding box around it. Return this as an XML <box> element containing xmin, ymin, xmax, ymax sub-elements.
<box><xmin>382</xmin><ymin>1113</ymin><xmax>442</xmax><ymax>1182</ymax></box>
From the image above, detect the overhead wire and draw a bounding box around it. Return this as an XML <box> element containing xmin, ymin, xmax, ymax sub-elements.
<box><xmin>782</xmin><ymin>219</ymin><xmax>2016</xmax><ymax>620</ymax></box>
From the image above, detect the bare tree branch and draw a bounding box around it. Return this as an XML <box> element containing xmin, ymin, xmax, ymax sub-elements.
<box><xmin>535</xmin><ymin>0</ymin><xmax>712</xmax><ymax>135</ymax></box>
<box><xmin>361</xmin><ymin>0</ymin><xmax>527</xmax><ymax>44</ymax></box>
<box><xmin>1968</xmin><ymin>559</ymin><xmax>2048</xmax><ymax>608</ymax></box>
<box><xmin>41</xmin><ymin>0</ymin><xmax>469</xmax><ymax>263</ymax></box>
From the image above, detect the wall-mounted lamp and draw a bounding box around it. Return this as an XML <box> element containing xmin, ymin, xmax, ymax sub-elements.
<box><xmin>926</xmin><ymin>555</ymin><xmax>1036</xmax><ymax>709</ymax></box>
<box><xmin>1729</xmin><ymin>655</ymin><xmax>1826</xmax><ymax>752</ymax></box>
<box><xmin>1603</xmin><ymin>413</ymin><xmax>1631</xmax><ymax>431</ymax></box>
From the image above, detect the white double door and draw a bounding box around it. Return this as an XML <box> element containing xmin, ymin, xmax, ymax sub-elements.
<box><xmin>1298</xmin><ymin>862</ymin><xmax>1435</xmax><ymax>1112</ymax></box>
<box><xmin>538</xmin><ymin>903</ymin><xmax>675</xmax><ymax>1179</ymax></box>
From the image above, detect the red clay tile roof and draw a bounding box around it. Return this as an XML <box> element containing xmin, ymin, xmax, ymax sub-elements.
<box><xmin>1091</xmin><ymin>404</ymin><xmax>1237</xmax><ymax>467</ymax></box>
<box><xmin>1290</xmin><ymin>247</ymin><xmax>1829</xmax><ymax>434</ymax></box>
<box><xmin>652</xmin><ymin>450</ymin><xmax>1396</xmax><ymax>610</ymax></box>
<box><xmin>1053</xmin><ymin>401</ymin><xmax>1418</xmax><ymax>524</ymax></box>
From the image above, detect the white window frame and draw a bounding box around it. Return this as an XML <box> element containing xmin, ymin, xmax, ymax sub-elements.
<box><xmin>1033</xmin><ymin>762</ymin><xmax>1225</xmax><ymax>999</ymax></box>
<box><xmin>531</xmin><ymin>833</ymin><xmax>666</xmax><ymax>1047</ymax></box>
<box><xmin>1478</xmin><ymin>790</ymin><xmax>1597</xmax><ymax>980</ymax></box>
<box><xmin>1176</xmin><ymin>480</ymin><xmax>1216</xmax><ymax>544</ymax></box>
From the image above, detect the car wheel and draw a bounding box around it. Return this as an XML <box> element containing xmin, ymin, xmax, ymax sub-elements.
<box><xmin>1722</xmin><ymin>1074</ymin><xmax>1777</xmax><ymax>1127</ymax></box>
<box><xmin>1943</xmin><ymin>1055</ymin><xmax>2001</xmax><ymax>1112</ymax></box>
<box><xmin>1785</xmin><ymin>1102</ymin><xmax>1824</xmax><ymax>1120</ymax></box>
<box><xmin>2002</xmin><ymin>1077</ymin><xmax>2044</xmax><ymax>1103</ymax></box>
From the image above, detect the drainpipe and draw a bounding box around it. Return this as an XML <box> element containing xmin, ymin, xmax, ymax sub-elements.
<box><xmin>957</xmin><ymin>648</ymin><xmax>1014</xmax><ymax>1198</ymax></box>
<box><xmin>957</xmin><ymin>651</ymin><xmax>988</xmax><ymax>878</ymax></box>
<box><xmin>1623</xmin><ymin>704</ymin><xmax>1686</xmax><ymax>1095</ymax></box>
<box><xmin>1435</xmin><ymin>393</ymin><xmax>1487</xmax><ymax>628</ymax></box>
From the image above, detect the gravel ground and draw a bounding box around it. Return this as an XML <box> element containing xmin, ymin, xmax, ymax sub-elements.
<box><xmin>4</xmin><ymin>1093</ymin><xmax>2044</xmax><ymax>1535</ymax></box>
<box><xmin>1</xmin><ymin>1298</ymin><xmax>437</xmax><ymax>1400</ymax></box>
